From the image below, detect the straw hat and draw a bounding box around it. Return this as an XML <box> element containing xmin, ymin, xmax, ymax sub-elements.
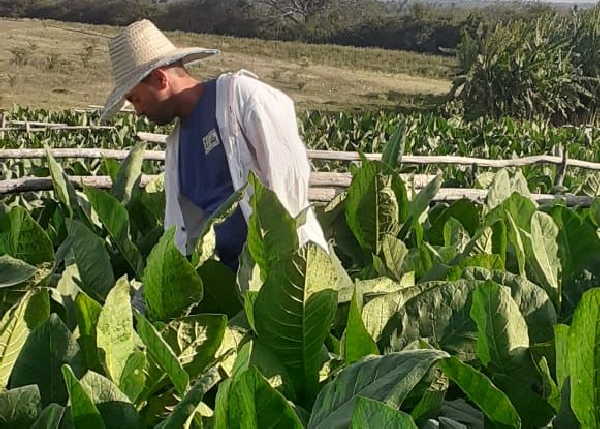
<box><xmin>100</xmin><ymin>19</ymin><xmax>219</xmax><ymax>122</ymax></box>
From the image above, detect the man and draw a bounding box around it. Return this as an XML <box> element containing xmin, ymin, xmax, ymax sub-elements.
<box><xmin>101</xmin><ymin>19</ymin><xmax>327</xmax><ymax>269</ymax></box>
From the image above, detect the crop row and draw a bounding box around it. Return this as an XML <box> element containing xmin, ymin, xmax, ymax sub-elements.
<box><xmin>0</xmin><ymin>141</ymin><xmax>598</xmax><ymax>427</ymax></box>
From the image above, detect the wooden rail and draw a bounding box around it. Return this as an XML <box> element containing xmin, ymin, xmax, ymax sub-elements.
<box><xmin>0</xmin><ymin>126</ymin><xmax>115</xmax><ymax>132</ymax></box>
<box><xmin>0</xmin><ymin>148</ymin><xmax>166</xmax><ymax>161</ymax></box>
<box><xmin>134</xmin><ymin>132</ymin><xmax>600</xmax><ymax>171</ymax></box>
<box><xmin>1</xmin><ymin>129</ymin><xmax>597</xmax><ymax>171</ymax></box>
<box><xmin>3</xmin><ymin>144</ymin><xmax>600</xmax><ymax>171</ymax></box>
<box><xmin>0</xmin><ymin>172</ymin><xmax>435</xmax><ymax>195</ymax></box>
<box><xmin>0</xmin><ymin>175</ymin><xmax>591</xmax><ymax>206</ymax></box>
<box><xmin>0</xmin><ymin>115</ymin><xmax>114</xmax><ymax>133</ymax></box>
<box><xmin>0</xmin><ymin>125</ymin><xmax>596</xmax><ymax>206</ymax></box>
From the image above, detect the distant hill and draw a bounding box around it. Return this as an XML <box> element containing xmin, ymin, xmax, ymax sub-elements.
<box><xmin>383</xmin><ymin>0</ymin><xmax>595</xmax><ymax>7</ymax></box>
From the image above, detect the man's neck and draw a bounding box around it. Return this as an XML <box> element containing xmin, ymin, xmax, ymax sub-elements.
<box><xmin>173</xmin><ymin>77</ymin><xmax>204</xmax><ymax>119</ymax></box>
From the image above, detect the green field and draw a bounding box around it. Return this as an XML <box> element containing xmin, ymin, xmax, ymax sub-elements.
<box><xmin>3</xmin><ymin>14</ymin><xmax>600</xmax><ymax>429</ymax></box>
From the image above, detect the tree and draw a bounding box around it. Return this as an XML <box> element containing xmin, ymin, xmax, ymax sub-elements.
<box><xmin>253</xmin><ymin>0</ymin><xmax>369</xmax><ymax>25</ymax></box>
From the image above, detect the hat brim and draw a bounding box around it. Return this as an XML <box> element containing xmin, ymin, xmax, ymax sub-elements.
<box><xmin>100</xmin><ymin>47</ymin><xmax>219</xmax><ymax>122</ymax></box>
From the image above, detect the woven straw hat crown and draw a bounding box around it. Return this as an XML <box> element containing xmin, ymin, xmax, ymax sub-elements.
<box><xmin>100</xmin><ymin>19</ymin><xmax>219</xmax><ymax>122</ymax></box>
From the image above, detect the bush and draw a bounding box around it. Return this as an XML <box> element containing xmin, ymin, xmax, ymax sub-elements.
<box><xmin>451</xmin><ymin>10</ymin><xmax>600</xmax><ymax>125</ymax></box>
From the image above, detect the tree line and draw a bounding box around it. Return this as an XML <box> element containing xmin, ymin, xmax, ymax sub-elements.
<box><xmin>0</xmin><ymin>0</ymin><xmax>559</xmax><ymax>54</ymax></box>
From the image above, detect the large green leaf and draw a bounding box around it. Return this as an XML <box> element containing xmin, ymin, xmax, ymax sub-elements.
<box><xmin>507</xmin><ymin>212</ymin><xmax>527</xmax><ymax>277</ymax></box>
<box><xmin>0</xmin><ymin>206</ymin><xmax>54</xmax><ymax>265</ymax></box>
<box><xmin>53</xmin><ymin>263</ymin><xmax>81</xmax><ymax>331</ymax></box>
<box><xmin>214</xmin><ymin>378</ymin><xmax>232</xmax><ymax>429</ymax></box>
<box><xmin>555</xmin><ymin>379</ymin><xmax>580</xmax><ymax>429</ymax></box>
<box><xmin>469</xmin><ymin>281</ymin><xmax>529</xmax><ymax>369</ymax></box>
<box><xmin>554</xmin><ymin>324</ymin><xmax>570</xmax><ymax>390</ymax></box>
<box><xmin>191</xmin><ymin>186</ymin><xmax>246</xmax><ymax>268</ymax></box>
<box><xmin>486</xmin><ymin>169</ymin><xmax>512</xmax><ymax>210</ymax></box>
<box><xmin>79</xmin><ymin>371</ymin><xmax>143</xmax><ymax>429</ymax></box>
<box><xmin>318</xmin><ymin>191</ymin><xmax>365</xmax><ymax>266</ymax></box>
<box><xmin>492</xmin><ymin>373</ymin><xmax>555</xmax><ymax>429</ymax></box>
<box><xmin>228</xmin><ymin>366</ymin><xmax>304</xmax><ymax>429</ymax></box>
<box><xmin>377</xmin><ymin>234</ymin><xmax>408</xmax><ymax>282</ymax></box>
<box><xmin>308</xmin><ymin>349</ymin><xmax>449</xmax><ymax>429</ymax></box>
<box><xmin>195</xmin><ymin>260</ymin><xmax>242</xmax><ymax>317</ymax></box>
<box><xmin>0</xmin><ymin>255</ymin><xmax>36</xmax><ymax>288</ymax></box>
<box><xmin>427</xmin><ymin>199</ymin><xmax>481</xmax><ymax>247</ymax></box>
<box><xmin>254</xmin><ymin>243</ymin><xmax>339</xmax><ymax>402</ymax></box>
<box><xmin>392</xmin><ymin>280</ymin><xmax>479</xmax><ymax>359</ymax></box>
<box><xmin>486</xmin><ymin>193</ymin><xmax>536</xmax><ymax>276</ymax></box>
<box><xmin>339</xmin><ymin>275</ymin><xmax>407</xmax><ymax>304</ymax></box>
<box><xmin>0</xmin><ymin>291</ymin><xmax>42</xmax><ymax>388</ymax></box>
<box><xmin>112</xmin><ymin>142</ymin><xmax>145</xmax><ymax>205</ymax></box>
<box><xmin>462</xmin><ymin>268</ymin><xmax>557</xmax><ymax>345</ymax></box>
<box><xmin>140</xmin><ymin>174</ymin><xmax>165</xmax><ymax>224</ymax></box>
<box><xmin>135</xmin><ymin>312</ymin><xmax>189</xmax><ymax>395</ymax></box>
<box><xmin>342</xmin><ymin>289</ymin><xmax>379</xmax><ymax>365</ymax></box>
<box><xmin>228</xmin><ymin>340</ymin><xmax>297</xmax><ymax>401</ymax></box>
<box><xmin>24</xmin><ymin>289</ymin><xmax>50</xmax><ymax>330</ymax></box>
<box><xmin>526</xmin><ymin>211</ymin><xmax>560</xmax><ymax>304</ymax></box>
<box><xmin>551</xmin><ymin>206</ymin><xmax>600</xmax><ymax>312</ymax></box>
<box><xmin>246</xmin><ymin>172</ymin><xmax>298</xmax><ymax>273</ymax></box>
<box><xmin>0</xmin><ymin>385</ymin><xmax>42</xmax><ymax>428</ymax></box>
<box><xmin>118</xmin><ymin>351</ymin><xmax>147</xmax><ymax>404</ymax></box>
<box><xmin>486</xmin><ymin>169</ymin><xmax>530</xmax><ymax>210</ymax></box>
<box><xmin>10</xmin><ymin>314</ymin><xmax>81</xmax><ymax>406</ymax></box>
<box><xmin>74</xmin><ymin>292</ymin><xmax>103</xmax><ymax>372</ymax></box>
<box><xmin>143</xmin><ymin>227</ymin><xmax>203</xmax><ymax>321</ymax></box>
<box><xmin>46</xmin><ymin>145</ymin><xmax>79</xmax><ymax>218</ymax></box>
<box><xmin>66</xmin><ymin>220</ymin><xmax>114</xmax><ymax>301</ymax></box>
<box><xmin>61</xmin><ymin>364</ymin><xmax>105</xmax><ymax>429</ymax></box>
<box><xmin>439</xmin><ymin>357</ymin><xmax>521</xmax><ymax>429</ymax></box>
<box><xmin>381</xmin><ymin>122</ymin><xmax>405</xmax><ymax>169</ymax></box>
<box><xmin>407</xmin><ymin>174</ymin><xmax>442</xmax><ymax>225</ymax></box>
<box><xmin>161</xmin><ymin>314</ymin><xmax>227</xmax><ymax>379</ymax></box>
<box><xmin>443</xmin><ymin>217</ymin><xmax>470</xmax><ymax>253</ymax></box>
<box><xmin>361</xmin><ymin>281</ymin><xmax>439</xmax><ymax>344</ymax></box>
<box><xmin>351</xmin><ymin>396</ymin><xmax>418</xmax><ymax>429</ymax></box>
<box><xmin>84</xmin><ymin>188</ymin><xmax>144</xmax><ymax>277</ymax></box>
<box><xmin>345</xmin><ymin>161</ymin><xmax>407</xmax><ymax>254</ymax></box>
<box><xmin>568</xmin><ymin>288</ymin><xmax>600</xmax><ymax>429</ymax></box>
<box><xmin>158</xmin><ymin>365</ymin><xmax>221</xmax><ymax>429</ymax></box>
<box><xmin>97</xmin><ymin>276</ymin><xmax>136</xmax><ymax>388</ymax></box>
<box><xmin>31</xmin><ymin>404</ymin><xmax>65</xmax><ymax>429</ymax></box>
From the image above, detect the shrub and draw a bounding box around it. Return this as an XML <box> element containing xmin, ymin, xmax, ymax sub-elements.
<box><xmin>451</xmin><ymin>11</ymin><xmax>598</xmax><ymax>125</ymax></box>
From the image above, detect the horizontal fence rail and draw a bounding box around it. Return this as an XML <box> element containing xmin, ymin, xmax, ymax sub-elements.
<box><xmin>0</xmin><ymin>115</ymin><xmax>115</xmax><ymax>135</ymax></box>
<box><xmin>0</xmin><ymin>172</ymin><xmax>435</xmax><ymax>196</ymax></box>
<box><xmin>2</xmin><ymin>143</ymin><xmax>599</xmax><ymax>171</ymax></box>
<box><xmin>0</xmin><ymin>129</ymin><xmax>595</xmax><ymax>170</ymax></box>
<box><xmin>0</xmin><ymin>174</ymin><xmax>592</xmax><ymax>206</ymax></box>
<box><xmin>1</xmin><ymin>126</ymin><xmax>597</xmax><ymax>207</ymax></box>
<box><xmin>0</xmin><ymin>148</ymin><xmax>166</xmax><ymax>161</ymax></box>
<box><xmin>0</xmin><ymin>126</ymin><xmax>115</xmax><ymax>133</ymax></box>
<box><xmin>133</xmin><ymin>132</ymin><xmax>598</xmax><ymax>170</ymax></box>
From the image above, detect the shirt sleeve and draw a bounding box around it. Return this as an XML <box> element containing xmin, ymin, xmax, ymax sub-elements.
<box><xmin>240</xmin><ymin>89</ymin><xmax>310</xmax><ymax>218</ymax></box>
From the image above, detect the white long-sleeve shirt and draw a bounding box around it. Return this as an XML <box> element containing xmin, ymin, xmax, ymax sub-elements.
<box><xmin>164</xmin><ymin>70</ymin><xmax>328</xmax><ymax>254</ymax></box>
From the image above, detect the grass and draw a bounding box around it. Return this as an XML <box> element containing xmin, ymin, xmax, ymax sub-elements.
<box><xmin>0</xmin><ymin>18</ymin><xmax>455</xmax><ymax>112</ymax></box>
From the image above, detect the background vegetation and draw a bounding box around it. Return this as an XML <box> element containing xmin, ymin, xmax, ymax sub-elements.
<box><xmin>451</xmin><ymin>7</ymin><xmax>600</xmax><ymax>125</ymax></box>
<box><xmin>0</xmin><ymin>0</ymin><xmax>561</xmax><ymax>54</ymax></box>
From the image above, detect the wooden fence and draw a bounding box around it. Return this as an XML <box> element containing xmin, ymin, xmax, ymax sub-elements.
<box><xmin>0</xmin><ymin>128</ymin><xmax>597</xmax><ymax>206</ymax></box>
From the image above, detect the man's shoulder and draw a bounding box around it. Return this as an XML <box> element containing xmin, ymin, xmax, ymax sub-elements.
<box><xmin>221</xmin><ymin>70</ymin><xmax>290</xmax><ymax>103</ymax></box>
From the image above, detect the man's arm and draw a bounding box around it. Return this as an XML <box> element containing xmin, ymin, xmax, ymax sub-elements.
<box><xmin>240</xmin><ymin>88</ymin><xmax>310</xmax><ymax>218</ymax></box>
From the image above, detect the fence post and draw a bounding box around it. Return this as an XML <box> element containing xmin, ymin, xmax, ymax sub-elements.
<box><xmin>470</xmin><ymin>163</ymin><xmax>478</xmax><ymax>187</ymax></box>
<box><xmin>0</xmin><ymin>112</ymin><xmax>5</xmax><ymax>140</ymax></box>
<box><xmin>554</xmin><ymin>144</ymin><xmax>568</xmax><ymax>188</ymax></box>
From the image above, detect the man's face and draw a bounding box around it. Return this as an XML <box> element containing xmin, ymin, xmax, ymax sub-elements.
<box><xmin>125</xmin><ymin>70</ymin><xmax>175</xmax><ymax>125</ymax></box>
